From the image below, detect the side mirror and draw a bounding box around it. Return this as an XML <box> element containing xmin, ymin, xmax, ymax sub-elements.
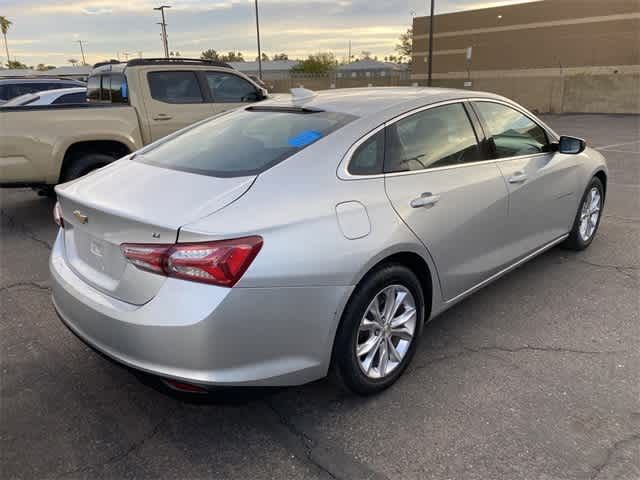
<box><xmin>557</xmin><ymin>135</ymin><xmax>586</xmax><ymax>154</ymax></box>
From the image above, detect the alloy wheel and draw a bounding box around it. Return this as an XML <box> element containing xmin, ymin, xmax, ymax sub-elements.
<box><xmin>579</xmin><ymin>187</ymin><xmax>601</xmax><ymax>242</ymax></box>
<box><xmin>356</xmin><ymin>285</ymin><xmax>417</xmax><ymax>379</ymax></box>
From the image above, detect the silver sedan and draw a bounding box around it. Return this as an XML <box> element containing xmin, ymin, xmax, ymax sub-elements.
<box><xmin>50</xmin><ymin>87</ymin><xmax>608</xmax><ymax>395</ymax></box>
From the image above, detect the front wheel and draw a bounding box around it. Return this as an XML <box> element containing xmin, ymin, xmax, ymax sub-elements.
<box><xmin>562</xmin><ymin>176</ymin><xmax>604</xmax><ymax>250</ymax></box>
<box><xmin>331</xmin><ymin>264</ymin><xmax>424</xmax><ymax>395</ymax></box>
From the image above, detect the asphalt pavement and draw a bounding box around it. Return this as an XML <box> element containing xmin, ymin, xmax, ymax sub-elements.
<box><xmin>1</xmin><ymin>114</ymin><xmax>638</xmax><ymax>479</ymax></box>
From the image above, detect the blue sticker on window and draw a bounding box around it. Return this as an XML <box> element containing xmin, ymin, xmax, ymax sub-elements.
<box><xmin>288</xmin><ymin>130</ymin><xmax>322</xmax><ymax>148</ymax></box>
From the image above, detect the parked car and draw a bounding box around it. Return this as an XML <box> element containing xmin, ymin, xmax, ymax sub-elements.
<box><xmin>50</xmin><ymin>87</ymin><xmax>608</xmax><ymax>395</ymax></box>
<box><xmin>0</xmin><ymin>58</ymin><xmax>267</xmax><ymax>189</ymax></box>
<box><xmin>2</xmin><ymin>87</ymin><xmax>87</xmax><ymax>107</ymax></box>
<box><xmin>0</xmin><ymin>77</ymin><xmax>85</xmax><ymax>104</ymax></box>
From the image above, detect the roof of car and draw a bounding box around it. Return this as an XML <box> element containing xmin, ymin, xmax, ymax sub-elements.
<box><xmin>262</xmin><ymin>87</ymin><xmax>503</xmax><ymax>118</ymax></box>
<box><xmin>0</xmin><ymin>77</ymin><xmax>85</xmax><ymax>84</ymax></box>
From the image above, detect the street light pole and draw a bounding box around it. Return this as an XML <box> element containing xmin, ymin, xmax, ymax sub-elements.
<box><xmin>427</xmin><ymin>0</ymin><xmax>435</xmax><ymax>86</ymax></box>
<box><xmin>75</xmin><ymin>40</ymin><xmax>87</xmax><ymax>65</ymax></box>
<box><xmin>254</xmin><ymin>0</ymin><xmax>262</xmax><ymax>80</ymax></box>
<box><xmin>154</xmin><ymin>5</ymin><xmax>171</xmax><ymax>58</ymax></box>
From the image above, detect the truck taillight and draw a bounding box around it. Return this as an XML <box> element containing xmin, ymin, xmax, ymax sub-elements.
<box><xmin>53</xmin><ymin>202</ymin><xmax>64</xmax><ymax>228</ymax></box>
<box><xmin>121</xmin><ymin>236</ymin><xmax>263</xmax><ymax>287</ymax></box>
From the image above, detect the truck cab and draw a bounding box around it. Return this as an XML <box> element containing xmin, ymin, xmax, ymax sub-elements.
<box><xmin>0</xmin><ymin>58</ymin><xmax>267</xmax><ymax>189</ymax></box>
<box><xmin>87</xmin><ymin>58</ymin><xmax>267</xmax><ymax>144</ymax></box>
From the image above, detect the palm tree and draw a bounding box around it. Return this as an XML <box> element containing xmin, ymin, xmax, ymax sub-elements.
<box><xmin>0</xmin><ymin>16</ymin><xmax>12</xmax><ymax>66</ymax></box>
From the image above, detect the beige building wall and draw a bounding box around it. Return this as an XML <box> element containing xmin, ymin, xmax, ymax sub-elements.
<box><xmin>411</xmin><ymin>0</ymin><xmax>640</xmax><ymax>113</ymax></box>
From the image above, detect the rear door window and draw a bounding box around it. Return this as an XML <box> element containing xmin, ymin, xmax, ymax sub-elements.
<box><xmin>385</xmin><ymin>103</ymin><xmax>483</xmax><ymax>173</ymax></box>
<box><xmin>52</xmin><ymin>92</ymin><xmax>86</xmax><ymax>104</ymax></box>
<box><xmin>137</xmin><ymin>108</ymin><xmax>356</xmax><ymax>177</ymax></box>
<box><xmin>205</xmin><ymin>72</ymin><xmax>259</xmax><ymax>102</ymax></box>
<box><xmin>148</xmin><ymin>71</ymin><xmax>203</xmax><ymax>103</ymax></box>
<box><xmin>86</xmin><ymin>74</ymin><xmax>127</xmax><ymax>103</ymax></box>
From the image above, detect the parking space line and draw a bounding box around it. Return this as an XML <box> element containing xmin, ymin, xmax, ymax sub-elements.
<box><xmin>595</xmin><ymin>139</ymin><xmax>640</xmax><ymax>150</ymax></box>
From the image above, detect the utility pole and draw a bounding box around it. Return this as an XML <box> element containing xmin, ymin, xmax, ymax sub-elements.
<box><xmin>154</xmin><ymin>5</ymin><xmax>171</xmax><ymax>58</ymax></box>
<box><xmin>427</xmin><ymin>0</ymin><xmax>435</xmax><ymax>86</ymax></box>
<box><xmin>75</xmin><ymin>39</ymin><xmax>87</xmax><ymax>65</ymax></box>
<box><xmin>348</xmin><ymin>40</ymin><xmax>351</xmax><ymax>64</ymax></box>
<box><xmin>254</xmin><ymin>0</ymin><xmax>262</xmax><ymax>80</ymax></box>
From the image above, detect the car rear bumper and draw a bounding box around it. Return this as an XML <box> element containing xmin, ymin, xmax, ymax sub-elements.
<box><xmin>50</xmin><ymin>230</ymin><xmax>353</xmax><ymax>386</ymax></box>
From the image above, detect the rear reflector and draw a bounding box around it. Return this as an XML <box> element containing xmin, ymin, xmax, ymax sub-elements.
<box><xmin>53</xmin><ymin>201</ymin><xmax>64</xmax><ymax>228</ymax></box>
<box><xmin>121</xmin><ymin>236</ymin><xmax>263</xmax><ymax>287</ymax></box>
<box><xmin>163</xmin><ymin>379</ymin><xmax>209</xmax><ymax>393</ymax></box>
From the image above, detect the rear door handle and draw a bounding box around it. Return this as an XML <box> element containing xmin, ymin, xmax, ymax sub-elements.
<box><xmin>410</xmin><ymin>192</ymin><xmax>441</xmax><ymax>208</ymax></box>
<box><xmin>508</xmin><ymin>172</ymin><xmax>528</xmax><ymax>184</ymax></box>
<box><xmin>153</xmin><ymin>114</ymin><xmax>172</xmax><ymax>121</ymax></box>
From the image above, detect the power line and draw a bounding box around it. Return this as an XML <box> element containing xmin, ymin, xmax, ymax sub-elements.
<box><xmin>75</xmin><ymin>39</ymin><xmax>87</xmax><ymax>65</ymax></box>
<box><xmin>427</xmin><ymin>0</ymin><xmax>435</xmax><ymax>86</ymax></box>
<box><xmin>154</xmin><ymin>5</ymin><xmax>171</xmax><ymax>58</ymax></box>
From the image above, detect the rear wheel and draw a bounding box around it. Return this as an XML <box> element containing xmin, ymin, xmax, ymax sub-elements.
<box><xmin>61</xmin><ymin>153</ymin><xmax>114</xmax><ymax>183</ymax></box>
<box><xmin>332</xmin><ymin>264</ymin><xmax>424</xmax><ymax>395</ymax></box>
<box><xmin>562</xmin><ymin>176</ymin><xmax>604</xmax><ymax>250</ymax></box>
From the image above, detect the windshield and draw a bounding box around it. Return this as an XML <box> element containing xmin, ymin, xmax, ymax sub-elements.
<box><xmin>135</xmin><ymin>108</ymin><xmax>356</xmax><ymax>177</ymax></box>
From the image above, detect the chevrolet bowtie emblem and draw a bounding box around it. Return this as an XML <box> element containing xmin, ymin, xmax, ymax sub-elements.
<box><xmin>73</xmin><ymin>210</ymin><xmax>89</xmax><ymax>224</ymax></box>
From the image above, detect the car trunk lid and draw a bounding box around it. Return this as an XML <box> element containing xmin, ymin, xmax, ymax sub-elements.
<box><xmin>55</xmin><ymin>160</ymin><xmax>255</xmax><ymax>305</ymax></box>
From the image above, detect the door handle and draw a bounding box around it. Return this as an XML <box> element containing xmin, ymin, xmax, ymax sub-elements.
<box><xmin>410</xmin><ymin>192</ymin><xmax>441</xmax><ymax>208</ymax></box>
<box><xmin>508</xmin><ymin>172</ymin><xmax>528</xmax><ymax>184</ymax></box>
<box><xmin>153</xmin><ymin>114</ymin><xmax>172</xmax><ymax>121</ymax></box>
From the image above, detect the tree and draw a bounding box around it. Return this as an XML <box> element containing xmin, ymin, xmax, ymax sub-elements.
<box><xmin>255</xmin><ymin>52</ymin><xmax>269</xmax><ymax>62</ymax></box>
<box><xmin>291</xmin><ymin>52</ymin><xmax>336</xmax><ymax>74</ymax></box>
<box><xmin>0</xmin><ymin>16</ymin><xmax>12</xmax><ymax>65</ymax></box>
<box><xmin>36</xmin><ymin>63</ymin><xmax>55</xmax><ymax>71</ymax></box>
<box><xmin>360</xmin><ymin>51</ymin><xmax>372</xmax><ymax>60</ymax></box>
<box><xmin>395</xmin><ymin>27</ymin><xmax>413</xmax><ymax>63</ymax></box>
<box><xmin>220</xmin><ymin>51</ymin><xmax>244</xmax><ymax>62</ymax></box>
<box><xmin>200</xmin><ymin>49</ymin><xmax>220</xmax><ymax>61</ymax></box>
<box><xmin>272</xmin><ymin>53</ymin><xmax>288</xmax><ymax>61</ymax></box>
<box><xmin>6</xmin><ymin>59</ymin><xmax>28</xmax><ymax>69</ymax></box>
<box><xmin>68</xmin><ymin>58</ymin><xmax>79</xmax><ymax>66</ymax></box>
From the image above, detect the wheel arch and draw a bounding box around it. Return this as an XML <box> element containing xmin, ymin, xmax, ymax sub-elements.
<box><xmin>594</xmin><ymin>169</ymin><xmax>607</xmax><ymax>200</ymax></box>
<box><xmin>348</xmin><ymin>245</ymin><xmax>440</xmax><ymax>324</ymax></box>
<box><xmin>59</xmin><ymin>140</ymin><xmax>132</xmax><ymax>183</ymax></box>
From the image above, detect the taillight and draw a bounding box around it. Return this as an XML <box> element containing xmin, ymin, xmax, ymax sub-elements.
<box><xmin>53</xmin><ymin>202</ymin><xmax>64</xmax><ymax>228</ymax></box>
<box><xmin>120</xmin><ymin>236</ymin><xmax>263</xmax><ymax>287</ymax></box>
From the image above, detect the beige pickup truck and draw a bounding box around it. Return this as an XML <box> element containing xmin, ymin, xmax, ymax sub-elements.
<box><xmin>0</xmin><ymin>58</ymin><xmax>267</xmax><ymax>191</ymax></box>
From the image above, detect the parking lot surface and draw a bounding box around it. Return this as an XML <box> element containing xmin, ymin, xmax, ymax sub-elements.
<box><xmin>1</xmin><ymin>114</ymin><xmax>638</xmax><ymax>480</ymax></box>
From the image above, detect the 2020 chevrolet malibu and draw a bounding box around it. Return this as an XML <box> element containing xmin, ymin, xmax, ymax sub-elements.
<box><xmin>50</xmin><ymin>87</ymin><xmax>608</xmax><ymax>395</ymax></box>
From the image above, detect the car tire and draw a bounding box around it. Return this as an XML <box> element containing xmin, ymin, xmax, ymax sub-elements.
<box><xmin>562</xmin><ymin>176</ymin><xmax>604</xmax><ymax>251</ymax></box>
<box><xmin>331</xmin><ymin>264</ymin><xmax>425</xmax><ymax>395</ymax></box>
<box><xmin>61</xmin><ymin>153</ymin><xmax>114</xmax><ymax>183</ymax></box>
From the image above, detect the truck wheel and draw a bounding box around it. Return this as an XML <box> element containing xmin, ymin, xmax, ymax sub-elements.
<box><xmin>62</xmin><ymin>153</ymin><xmax>114</xmax><ymax>183</ymax></box>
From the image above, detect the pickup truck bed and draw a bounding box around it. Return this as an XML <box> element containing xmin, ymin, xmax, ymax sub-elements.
<box><xmin>0</xmin><ymin>104</ymin><xmax>142</xmax><ymax>186</ymax></box>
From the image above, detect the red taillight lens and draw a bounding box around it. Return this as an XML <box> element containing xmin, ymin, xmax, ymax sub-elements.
<box><xmin>120</xmin><ymin>236</ymin><xmax>263</xmax><ymax>287</ymax></box>
<box><xmin>120</xmin><ymin>244</ymin><xmax>169</xmax><ymax>274</ymax></box>
<box><xmin>53</xmin><ymin>201</ymin><xmax>64</xmax><ymax>228</ymax></box>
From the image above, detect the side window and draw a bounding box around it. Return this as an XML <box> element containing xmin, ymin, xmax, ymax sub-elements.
<box><xmin>205</xmin><ymin>72</ymin><xmax>259</xmax><ymax>102</ymax></box>
<box><xmin>474</xmin><ymin>102</ymin><xmax>549</xmax><ymax>158</ymax></box>
<box><xmin>87</xmin><ymin>76</ymin><xmax>101</xmax><ymax>101</ymax></box>
<box><xmin>384</xmin><ymin>103</ymin><xmax>482</xmax><ymax>173</ymax></box>
<box><xmin>348</xmin><ymin>130</ymin><xmax>385</xmax><ymax>175</ymax></box>
<box><xmin>148</xmin><ymin>71</ymin><xmax>203</xmax><ymax>104</ymax></box>
<box><xmin>52</xmin><ymin>92</ymin><xmax>86</xmax><ymax>104</ymax></box>
<box><xmin>106</xmin><ymin>74</ymin><xmax>128</xmax><ymax>103</ymax></box>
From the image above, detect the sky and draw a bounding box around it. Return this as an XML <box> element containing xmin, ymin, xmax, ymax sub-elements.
<box><xmin>2</xmin><ymin>0</ymin><xmax>534</xmax><ymax>67</ymax></box>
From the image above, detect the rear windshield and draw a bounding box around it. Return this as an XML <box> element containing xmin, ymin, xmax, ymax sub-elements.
<box><xmin>135</xmin><ymin>109</ymin><xmax>357</xmax><ymax>177</ymax></box>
